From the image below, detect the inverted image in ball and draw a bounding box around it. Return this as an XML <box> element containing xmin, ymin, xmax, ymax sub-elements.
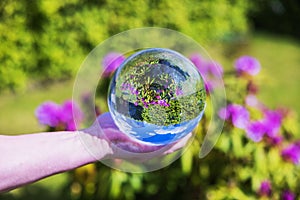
<box><xmin>108</xmin><ymin>48</ymin><xmax>206</xmax><ymax>145</ymax></box>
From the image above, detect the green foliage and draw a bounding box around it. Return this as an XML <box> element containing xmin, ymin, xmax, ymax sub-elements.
<box><xmin>0</xmin><ymin>0</ymin><xmax>252</xmax><ymax>91</ymax></box>
<box><xmin>3</xmin><ymin>33</ymin><xmax>300</xmax><ymax>200</ymax></box>
<box><xmin>78</xmin><ymin>59</ymin><xmax>300</xmax><ymax>199</ymax></box>
<box><xmin>142</xmin><ymin>90</ymin><xmax>206</xmax><ymax>126</ymax></box>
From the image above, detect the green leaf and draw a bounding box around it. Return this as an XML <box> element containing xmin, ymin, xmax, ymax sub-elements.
<box><xmin>267</xmin><ymin>148</ymin><xmax>280</xmax><ymax>174</ymax></box>
<box><xmin>232</xmin><ymin>129</ymin><xmax>244</xmax><ymax>157</ymax></box>
<box><xmin>216</xmin><ymin>133</ymin><xmax>231</xmax><ymax>153</ymax></box>
<box><xmin>181</xmin><ymin>148</ymin><xmax>193</xmax><ymax>174</ymax></box>
<box><xmin>254</xmin><ymin>144</ymin><xmax>267</xmax><ymax>175</ymax></box>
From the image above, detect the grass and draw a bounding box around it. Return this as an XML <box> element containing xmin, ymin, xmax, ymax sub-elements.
<box><xmin>248</xmin><ymin>33</ymin><xmax>300</xmax><ymax>113</ymax></box>
<box><xmin>0</xmin><ymin>80</ymin><xmax>74</xmax><ymax>135</ymax></box>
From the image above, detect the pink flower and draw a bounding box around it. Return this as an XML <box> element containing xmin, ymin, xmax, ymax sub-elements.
<box><xmin>157</xmin><ymin>99</ymin><xmax>170</xmax><ymax>107</ymax></box>
<box><xmin>206</xmin><ymin>61</ymin><xmax>223</xmax><ymax>78</ymax></box>
<box><xmin>102</xmin><ymin>52</ymin><xmax>125</xmax><ymax>77</ymax></box>
<box><xmin>281</xmin><ymin>143</ymin><xmax>300</xmax><ymax>164</ymax></box>
<box><xmin>235</xmin><ymin>56</ymin><xmax>261</xmax><ymax>76</ymax></box>
<box><xmin>281</xmin><ymin>190</ymin><xmax>295</xmax><ymax>200</ymax></box>
<box><xmin>35</xmin><ymin>100</ymin><xmax>84</xmax><ymax>131</ymax></box>
<box><xmin>262</xmin><ymin>109</ymin><xmax>282</xmax><ymax>138</ymax></box>
<box><xmin>229</xmin><ymin>104</ymin><xmax>250</xmax><ymax>129</ymax></box>
<box><xmin>218</xmin><ymin>107</ymin><xmax>229</xmax><ymax>120</ymax></box>
<box><xmin>175</xmin><ymin>88</ymin><xmax>183</xmax><ymax>96</ymax></box>
<box><xmin>246</xmin><ymin>121</ymin><xmax>265</xmax><ymax>142</ymax></box>
<box><xmin>244</xmin><ymin>108</ymin><xmax>282</xmax><ymax>142</ymax></box>
<box><xmin>35</xmin><ymin>102</ymin><xmax>61</xmax><ymax>127</ymax></box>
<box><xmin>189</xmin><ymin>53</ymin><xmax>223</xmax><ymax>93</ymax></box>
<box><xmin>218</xmin><ymin>104</ymin><xmax>250</xmax><ymax>129</ymax></box>
<box><xmin>60</xmin><ymin>100</ymin><xmax>84</xmax><ymax>131</ymax></box>
<box><xmin>189</xmin><ymin>53</ymin><xmax>209</xmax><ymax>76</ymax></box>
<box><xmin>245</xmin><ymin>94</ymin><xmax>261</xmax><ymax>108</ymax></box>
<box><xmin>258</xmin><ymin>180</ymin><xmax>272</xmax><ymax>197</ymax></box>
<box><xmin>190</xmin><ymin>53</ymin><xmax>223</xmax><ymax>77</ymax></box>
<box><xmin>204</xmin><ymin>81</ymin><xmax>213</xmax><ymax>93</ymax></box>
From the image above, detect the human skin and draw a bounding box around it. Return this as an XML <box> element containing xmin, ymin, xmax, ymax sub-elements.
<box><xmin>0</xmin><ymin>112</ymin><xmax>191</xmax><ymax>192</ymax></box>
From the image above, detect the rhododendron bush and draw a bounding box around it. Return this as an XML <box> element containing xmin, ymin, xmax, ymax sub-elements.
<box><xmin>35</xmin><ymin>54</ymin><xmax>300</xmax><ymax>200</ymax></box>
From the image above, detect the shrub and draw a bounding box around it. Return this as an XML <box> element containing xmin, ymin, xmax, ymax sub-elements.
<box><xmin>0</xmin><ymin>0</ymin><xmax>252</xmax><ymax>91</ymax></box>
<box><xmin>35</xmin><ymin>53</ymin><xmax>300</xmax><ymax>199</ymax></box>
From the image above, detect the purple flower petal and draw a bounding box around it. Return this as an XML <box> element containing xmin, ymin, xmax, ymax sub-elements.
<box><xmin>235</xmin><ymin>56</ymin><xmax>261</xmax><ymax>76</ymax></box>
<box><xmin>60</xmin><ymin>100</ymin><xmax>84</xmax><ymax>131</ymax></box>
<box><xmin>246</xmin><ymin>121</ymin><xmax>265</xmax><ymax>142</ymax></box>
<box><xmin>35</xmin><ymin>101</ymin><xmax>61</xmax><ymax>127</ymax></box>
<box><xmin>245</xmin><ymin>94</ymin><xmax>260</xmax><ymax>108</ymax></box>
<box><xmin>35</xmin><ymin>100</ymin><xmax>84</xmax><ymax>131</ymax></box>
<box><xmin>263</xmin><ymin>109</ymin><xmax>282</xmax><ymax>137</ymax></box>
<box><xmin>189</xmin><ymin>53</ymin><xmax>209</xmax><ymax>76</ymax></box>
<box><xmin>189</xmin><ymin>53</ymin><xmax>224</xmax><ymax>94</ymax></box>
<box><xmin>60</xmin><ymin>101</ymin><xmax>72</xmax><ymax>122</ymax></box>
<box><xmin>175</xmin><ymin>88</ymin><xmax>184</xmax><ymax>96</ymax></box>
<box><xmin>102</xmin><ymin>52</ymin><xmax>125</xmax><ymax>77</ymax></box>
<box><xmin>219</xmin><ymin>104</ymin><xmax>250</xmax><ymax>129</ymax></box>
<box><xmin>229</xmin><ymin>104</ymin><xmax>250</xmax><ymax>129</ymax></box>
<box><xmin>218</xmin><ymin>107</ymin><xmax>229</xmax><ymax>120</ymax></box>
<box><xmin>258</xmin><ymin>180</ymin><xmax>272</xmax><ymax>196</ymax></box>
<box><xmin>204</xmin><ymin>81</ymin><xmax>213</xmax><ymax>93</ymax></box>
<box><xmin>282</xmin><ymin>190</ymin><xmax>295</xmax><ymax>200</ymax></box>
<box><xmin>206</xmin><ymin>61</ymin><xmax>223</xmax><ymax>78</ymax></box>
<box><xmin>282</xmin><ymin>143</ymin><xmax>300</xmax><ymax>165</ymax></box>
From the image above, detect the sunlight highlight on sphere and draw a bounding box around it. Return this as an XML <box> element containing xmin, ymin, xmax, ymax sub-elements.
<box><xmin>108</xmin><ymin>48</ymin><xmax>206</xmax><ymax>145</ymax></box>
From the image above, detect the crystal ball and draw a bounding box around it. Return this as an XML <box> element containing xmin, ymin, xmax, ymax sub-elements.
<box><xmin>108</xmin><ymin>48</ymin><xmax>206</xmax><ymax>145</ymax></box>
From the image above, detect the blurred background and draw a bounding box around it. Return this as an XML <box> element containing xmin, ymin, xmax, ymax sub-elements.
<box><xmin>0</xmin><ymin>0</ymin><xmax>300</xmax><ymax>199</ymax></box>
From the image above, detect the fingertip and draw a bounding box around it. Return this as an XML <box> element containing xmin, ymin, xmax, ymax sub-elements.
<box><xmin>97</xmin><ymin>112</ymin><xmax>118</xmax><ymax>129</ymax></box>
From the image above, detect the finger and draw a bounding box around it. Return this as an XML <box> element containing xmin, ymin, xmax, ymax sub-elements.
<box><xmin>102</xmin><ymin>127</ymin><xmax>162</xmax><ymax>153</ymax></box>
<box><xmin>162</xmin><ymin>133</ymin><xmax>193</xmax><ymax>155</ymax></box>
<box><xmin>92</xmin><ymin>112</ymin><xmax>190</xmax><ymax>157</ymax></box>
<box><xmin>95</xmin><ymin>112</ymin><xmax>164</xmax><ymax>152</ymax></box>
<box><xmin>96</xmin><ymin>112</ymin><xmax>118</xmax><ymax>129</ymax></box>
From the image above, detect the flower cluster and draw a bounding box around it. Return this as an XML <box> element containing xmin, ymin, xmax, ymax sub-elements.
<box><xmin>35</xmin><ymin>53</ymin><xmax>299</xmax><ymax>199</ymax></box>
<box><xmin>35</xmin><ymin>100</ymin><xmax>83</xmax><ymax>131</ymax></box>
<box><xmin>219</xmin><ymin>104</ymin><xmax>250</xmax><ymax>129</ymax></box>
<box><xmin>281</xmin><ymin>142</ymin><xmax>300</xmax><ymax>164</ymax></box>
<box><xmin>217</xmin><ymin>55</ymin><xmax>286</xmax><ymax>142</ymax></box>
<box><xmin>120</xmin><ymin>81</ymin><xmax>171</xmax><ymax>108</ymax></box>
<box><xmin>235</xmin><ymin>55</ymin><xmax>261</xmax><ymax>76</ymax></box>
<box><xmin>258</xmin><ymin>180</ymin><xmax>272</xmax><ymax>197</ymax></box>
<box><xmin>102</xmin><ymin>52</ymin><xmax>125</xmax><ymax>77</ymax></box>
<box><xmin>257</xmin><ymin>181</ymin><xmax>295</xmax><ymax>200</ymax></box>
<box><xmin>120</xmin><ymin>82</ymin><xmax>139</xmax><ymax>95</ymax></box>
<box><xmin>220</xmin><ymin>103</ymin><xmax>283</xmax><ymax>143</ymax></box>
<box><xmin>213</xmin><ymin>55</ymin><xmax>299</xmax><ymax>199</ymax></box>
<box><xmin>189</xmin><ymin>53</ymin><xmax>223</xmax><ymax>93</ymax></box>
<box><xmin>282</xmin><ymin>190</ymin><xmax>295</xmax><ymax>200</ymax></box>
<box><xmin>137</xmin><ymin>97</ymin><xmax>170</xmax><ymax>108</ymax></box>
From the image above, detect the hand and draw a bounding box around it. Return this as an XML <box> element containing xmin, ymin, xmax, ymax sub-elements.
<box><xmin>83</xmin><ymin>112</ymin><xmax>193</xmax><ymax>162</ymax></box>
<box><xmin>0</xmin><ymin>112</ymin><xmax>192</xmax><ymax>192</ymax></box>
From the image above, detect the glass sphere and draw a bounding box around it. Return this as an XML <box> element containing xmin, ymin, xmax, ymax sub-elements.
<box><xmin>108</xmin><ymin>48</ymin><xmax>206</xmax><ymax>145</ymax></box>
